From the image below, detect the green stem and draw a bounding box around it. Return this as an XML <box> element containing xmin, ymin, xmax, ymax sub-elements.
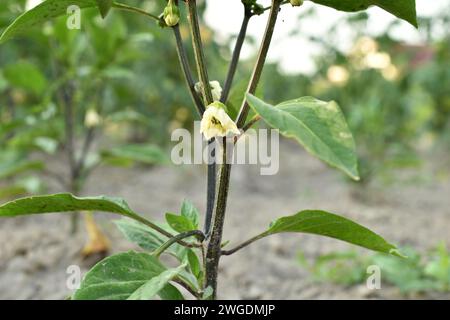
<box><xmin>220</xmin><ymin>11</ymin><xmax>252</xmax><ymax>103</ymax></box>
<box><xmin>172</xmin><ymin>24</ymin><xmax>205</xmax><ymax>116</ymax></box>
<box><xmin>153</xmin><ymin>230</ymin><xmax>205</xmax><ymax>257</ymax></box>
<box><xmin>241</xmin><ymin>115</ymin><xmax>261</xmax><ymax>134</ymax></box>
<box><xmin>261</xmin><ymin>0</ymin><xmax>290</xmax><ymax>13</ymax></box>
<box><xmin>173</xmin><ymin>278</ymin><xmax>202</xmax><ymax>299</ymax></box>
<box><xmin>221</xmin><ymin>233</ymin><xmax>268</xmax><ymax>256</ymax></box>
<box><xmin>112</xmin><ymin>2</ymin><xmax>161</xmax><ymax>21</ymax></box>
<box><xmin>131</xmin><ymin>215</ymin><xmax>202</xmax><ymax>248</ymax></box>
<box><xmin>187</xmin><ymin>0</ymin><xmax>214</xmax><ymax>104</ymax></box>
<box><xmin>185</xmin><ymin>0</ymin><xmax>217</xmax><ymax>237</ymax></box>
<box><xmin>236</xmin><ymin>0</ymin><xmax>282</xmax><ymax>128</ymax></box>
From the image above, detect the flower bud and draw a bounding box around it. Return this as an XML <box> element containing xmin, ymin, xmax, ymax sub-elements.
<box><xmin>164</xmin><ymin>0</ymin><xmax>180</xmax><ymax>27</ymax></box>
<box><xmin>290</xmin><ymin>0</ymin><xmax>304</xmax><ymax>7</ymax></box>
<box><xmin>200</xmin><ymin>102</ymin><xmax>240</xmax><ymax>140</ymax></box>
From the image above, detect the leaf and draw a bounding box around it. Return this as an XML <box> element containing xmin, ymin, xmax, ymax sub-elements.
<box><xmin>96</xmin><ymin>0</ymin><xmax>113</xmax><ymax>18</ymax></box>
<box><xmin>115</xmin><ymin>218</ymin><xmax>167</xmax><ymax>250</ymax></box>
<box><xmin>187</xmin><ymin>250</ymin><xmax>202</xmax><ymax>279</ymax></box>
<box><xmin>0</xmin><ymin>0</ymin><xmax>98</xmax><ymax>44</ymax></box>
<box><xmin>246</xmin><ymin>94</ymin><xmax>359</xmax><ymax>180</ymax></box>
<box><xmin>165</xmin><ymin>213</ymin><xmax>196</xmax><ymax>233</ymax></box>
<box><xmin>3</xmin><ymin>61</ymin><xmax>48</xmax><ymax>95</ymax></box>
<box><xmin>73</xmin><ymin>251</ymin><xmax>183</xmax><ymax>300</ymax></box>
<box><xmin>263</xmin><ymin>210</ymin><xmax>402</xmax><ymax>256</ymax></box>
<box><xmin>158</xmin><ymin>284</ymin><xmax>185</xmax><ymax>300</ymax></box>
<box><xmin>375</xmin><ymin>0</ymin><xmax>417</xmax><ymax>28</ymax></box>
<box><xmin>0</xmin><ymin>193</ymin><xmax>143</xmax><ymax>222</ymax></box>
<box><xmin>101</xmin><ymin>144</ymin><xmax>170</xmax><ymax>166</ymax></box>
<box><xmin>0</xmin><ymin>159</ymin><xmax>44</xmax><ymax>180</ymax></box>
<box><xmin>181</xmin><ymin>200</ymin><xmax>200</xmax><ymax>229</ymax></box>
<box><xmin>128</xmin><ymin>263</ymin><xmax>187</xmax><ymax>300</ymax></box>
<box><xmin>310</xmin><ymin>0</ymin><xmax>417</xmax><ymax>27</ymax></box>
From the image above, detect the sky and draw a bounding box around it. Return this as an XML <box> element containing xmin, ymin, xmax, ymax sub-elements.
<box><xmin>204</xmin><ymin>0</ymin><xmax>450</xmax><ymax>74</ymax></box>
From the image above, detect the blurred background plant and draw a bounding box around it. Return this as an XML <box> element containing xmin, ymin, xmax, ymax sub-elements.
<box><xmin>298</xmin><ymin>242</ymin><xmax>450</xmax><ymax>295</ymax></box>
<box><xmin>2</xmin><ymin>1</ymin><xmax>449</xmax><ymax>199</ymax></box>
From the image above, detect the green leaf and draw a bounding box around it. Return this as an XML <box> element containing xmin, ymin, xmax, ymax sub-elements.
<box><xmin>96</xmin><ymin>0</ymin><xmax>113</xmax><ymax>18</ymax></box>
<box><xmin>246</xmin><ymin>94</ymin><xmax>359</xmax><ymax>180</ymax></box>
<box><xmin>115</xmin><ymin>218</ymin><xmax>167</xmax><ymax>251</ymax></box>
<box><xmin>0</xmin><ymin>159</ymin><xmax>44</xmax><ymax>180</ymax></box>
<box><xmin>165</xmin><ymin>213</ymin><xmax>196</xmax><ymax>233</ymax></box>
<box><xmin>73</xmin><ymin>251</ymin><xmax>183</xmax><ymax>300</ymax></box>
<box><xmin>311</xmin><ymin>0</ymin><xmax>417</xmax><ymax>27</ymax></box>
<box><xmin>187</xmin><ymin>250</ymin><xmax>202</xmax><ymax>279</ymax></box>
<box><xmin>3</xmin><ymin>61</ymin><xmax>48</xmax><ymax>95</ymax></box>
<box><xmin>181</xmin><ymin>200</ymin><xmax>200</xmax><ymax>229</ymax></box>
<box><xmin>128</xmin><ymin>263</ymin><xmax>187</xmax><ymax>300</ymax></box>
<box><xmin>0</xmin><ymin>0</ymin><xmax>98</xmax><ymax>44</ymax></box>
<box><xmin>101</xmin><ymin>144</ymin><xmax>170</xmax><ymax>166</ymax></box>
<box><xmin>0</xmin><ymin>193</ymin><xmax>143</xmax><ymax>222</ymax></box>
<box><xmin>264</xmin><ymin>210</ymin><xmax>401</xmax><ymax>256</ymax></box>
<box><xmin>158</xmin><ymin>284</ymin><xmax>185</xmax><ymax>300</ymax></box>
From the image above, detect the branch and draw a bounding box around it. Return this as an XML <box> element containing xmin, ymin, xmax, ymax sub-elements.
<box><xmin>225</xmin><ymin>214</ymin><xmax>323</xmax><ymax>256</ymax></box>
<box><xmin>172</xmin><ymin>24</ymin><xmax>205</xmax><ymax>116</ymax></box>
<box><xmin>236</xmin><ymin>0</ymin><xmax>282</xmax><ymax>128</ymax></box>
<box><xmin>153</xmin><ymin>230</ymin><xmax>205</xmax><ymax>257</ymax></box>
<box><xmin>173</xmin><ymin>278</ymin><xmax>202</xmax><ymax>299</ymax></box>
<box><xmin>112</xmin><ymin>3</ymin><xmax>161</xmax><ymax>21</ymax></box>
<box><xmin>261</xmin><ymin>0</ymin><xmax>290</xmax><ymax>13</ymax></box>
<box><xmin>131</xmin><ymin>215</ymin><xmax>202</xmax><ymax>248</ymax></box>
<box><xmin>187</xmin><ymin>0</ymin><xmax>214</xmax><ymax>105</ymax></box>
<box><xmin>220</xmin><ymin>11</ymin><xmax>252</xmax><ymax>103</ymax></box>
<box><xmin>221</xmin><ymin>233</ymin><xmax>267</xmax><ymax>256</ymax></box>
<box><xmin>185</xmin><ymin>0</ymin><xmax>217</xmax><ymax>238</ymax></box>
<box><xmin>241</xmin><ymin>115</ymin><xmax>261</xmax><ymax>133</ymax></box>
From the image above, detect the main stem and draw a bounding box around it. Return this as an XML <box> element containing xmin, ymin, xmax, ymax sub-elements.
<box><xmin>204</xmin><ymin>139</ymin><xmax>232</xmax><ymax>299</ymax></box>
<box><xmin>204</xmin><ymin>0</ymin><xmax>282</xmax><ymax>299</ymax></box>
<box><xmin>60</xmin><ymin>82</ymin><xmax>81</xmax><ymax>233</ymax></box>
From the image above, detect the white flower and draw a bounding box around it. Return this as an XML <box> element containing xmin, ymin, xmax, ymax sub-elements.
<box><xmin>195</xmin><ymin>81</ymin><xmax>222</xmax><ymax>101</ymax></box>
<box><xmin>200</xmin><ymin>102</ymin><xmax>240</xmax><ymax>140</ymax></box>
<box><xmin>84</xmin><ymin>109</ymin><xmax>101</xmax><ymax>128</ymax></box>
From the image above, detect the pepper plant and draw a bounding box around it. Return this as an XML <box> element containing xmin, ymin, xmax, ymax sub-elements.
<box><xmin>0</xmin><ymin>0</ymin><xmax>418</xmax><ymax>300</ymax></box>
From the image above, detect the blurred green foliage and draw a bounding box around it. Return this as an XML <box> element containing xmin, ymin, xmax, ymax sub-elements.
<box><xmin>0</xmin><ymin>0</ymin><xmax>228</xmax><ymax>199</ymax></box>
<box><xmin>298</xmin><ymin>242</ymin><xmax>450</xmax><ymax>294</ymax></box>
